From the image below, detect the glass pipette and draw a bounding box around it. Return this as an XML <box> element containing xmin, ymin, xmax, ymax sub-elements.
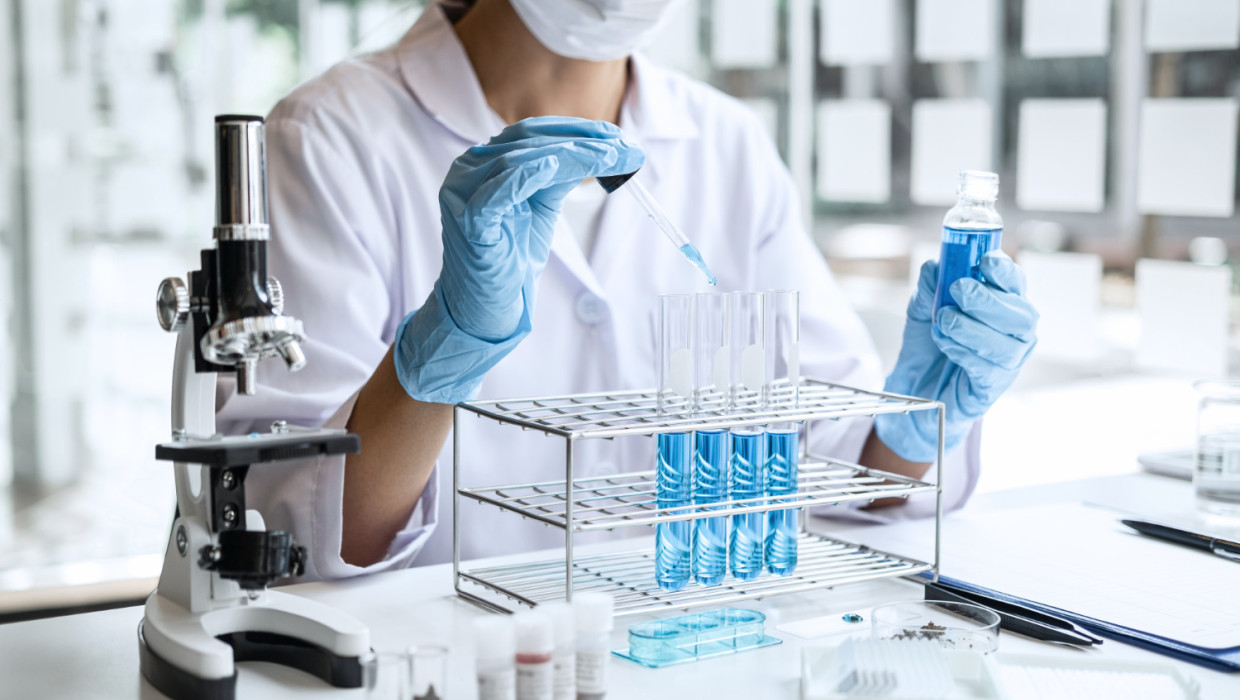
<box><xmin>597</xmin><ymin>173</ymin><xmax>717</xmax><ymax>286</ymax></box>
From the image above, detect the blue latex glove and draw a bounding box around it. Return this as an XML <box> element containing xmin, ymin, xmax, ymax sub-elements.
<box><xmin>874</xmin><ymin>251</ymin><xmax>1038</xmax><ymax>462</ymax></box>
<box><xmin>394</xmin><ymin>117</ymin><xmax>645</xmax><ymax>404</ymax></box>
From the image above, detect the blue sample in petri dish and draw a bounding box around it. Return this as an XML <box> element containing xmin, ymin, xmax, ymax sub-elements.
<box><xmin>932</xmin><ymin>226</ymin><xmax>1002</xmax><ymax>322</ymax></box>
<box><xmin>656</xmin><ymin>432</ymin><xmax>693</xmax><ymax>591</ymax></box>
<box><xmin>764</xmin><ymin>427</ymin><xmax>799</xmax><ymax>576</ymax></box>
<box><xmin>693</xmin><ymin>429</ymin><xmax>730</xmax><ymax>586</ymax></box>
<box><xmin>728</xmin><ymin>429</ymin><xmax>765</xmax><ymax>581</ymax></box>
<box><xmin>615</xmin><ymin>609</ymin><xmax>781</xmax><ymax>668</ymax></box>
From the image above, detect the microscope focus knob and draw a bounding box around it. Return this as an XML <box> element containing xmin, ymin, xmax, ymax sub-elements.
<box><xmin>156</xmin><ymin>277</ymin><xmax>191</xmax><ymax>333</ymax></box>
<box><xmin>266</xmin><ymin>276</ymin><xmax>284</xmax><ymax>315</ymax></box>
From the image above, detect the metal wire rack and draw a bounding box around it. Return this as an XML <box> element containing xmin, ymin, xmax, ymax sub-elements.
<box><xmin>458</xmin><ymin>532</ymin><xmax>934</xmax><ymax>617</ymax></box>
<box><xmin>453</xmin><ymin>377</ymin><xmax>944</xmax><ymax>616</ymax></box>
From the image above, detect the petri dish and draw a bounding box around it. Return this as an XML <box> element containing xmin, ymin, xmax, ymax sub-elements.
<box><xmin>870</xmin><ymin>600</ymin><xmax>1000</xmax><ymax>653</ymax></box>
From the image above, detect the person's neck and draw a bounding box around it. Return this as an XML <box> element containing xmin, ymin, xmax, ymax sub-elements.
<box><xmin>453</xmin><ymin>0</ymin><xmax>628</xmax><ymax>125</ymax></box>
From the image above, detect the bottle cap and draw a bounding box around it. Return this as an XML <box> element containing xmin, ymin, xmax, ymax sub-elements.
<box><xmin>515</xmin><ymin>611</ymin><xmax>554</xmax><ymax>655</ymax></box>
<box><xmin>958</xmin><ymin>170</ymin><xmax>999</xmax><ymax>200</ymax></box>
<box><xmin>474</xmin><ymin>615</ymin><xmax>515</xmax><ymax>661</ymax></box>
<box><xmin>573</xmin><ymin>592</ymin><xmax>615</xmax><ymax>633</ymax></box>
<box><xmin>541</xmin><ymin>603</ymin><xmax>575</xmax><ymax>646</ymax></box>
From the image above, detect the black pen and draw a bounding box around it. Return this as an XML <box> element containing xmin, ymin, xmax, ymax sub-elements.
<box><xmin>923</xmin><ymin>581</ymin><xmax>1102</xmax><ymax>646</ymax></box>
<box><xmin>1121</xmin><ymin>519</ymin><xmax>1240</xmax><ymax>563</ymax></box>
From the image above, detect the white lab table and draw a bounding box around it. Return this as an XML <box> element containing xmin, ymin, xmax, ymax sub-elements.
<box><xmin>1</xmin><ymin>472</ymin><xmax>1237</xmax><ymax>699</ymax></box>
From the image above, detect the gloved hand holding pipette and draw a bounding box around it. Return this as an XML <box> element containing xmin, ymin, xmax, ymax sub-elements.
<box><xmin>394</xmin><ymin>117</ymin><xmax>645</xmax><ymax>404</ymax></box>
<box><xmin>875</xmin><ymin>251</ymin><xmax>1038</xmax><ymax>462</ymax></box>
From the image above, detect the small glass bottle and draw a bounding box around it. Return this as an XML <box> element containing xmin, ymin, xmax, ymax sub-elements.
<box><xmin>1195</xmin><ymin>380</ymin><xmax>1240</xmax><ymax>518</ymax></box>
<box><xmin>515</xmin><ymin>611</ymin><xmax>554</xmax><ymax>700</ymax></box>
<box><xmin>933</xmin><ymin>170</ymin><xmax>1003</xmax><ymax>326</ymax></box>
<box><xmin>474</xmin><ymin>616</ymin><xmax>516</xmax><ymax>700</ymax></box>
<box><xmin>573</xmin><ymin>593</ymin><xmax>614</xmax><ymax>700</ymax></box>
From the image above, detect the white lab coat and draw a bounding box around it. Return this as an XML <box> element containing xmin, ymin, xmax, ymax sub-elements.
<box><xmin>216</xmin><ymin>2</ymin><xmax>980</xmax><ymax>581</ymax></box>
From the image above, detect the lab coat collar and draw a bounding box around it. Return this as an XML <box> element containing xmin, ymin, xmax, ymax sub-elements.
<box><xmin>396</xmin><ymin>2</ymin><xmax>505</xmax><ymax>145</ymax></box>
<box><xmin>396</xmin><ymin>3</ymin><xmax>700</xmax><ymax>149</ymax></box>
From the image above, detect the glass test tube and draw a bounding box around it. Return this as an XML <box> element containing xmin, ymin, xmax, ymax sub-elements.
<box><xmin>763</xmin><ymin>290</ymin><xmax>800</xmax><ymax>408</ymax></box>
<box><xmin>693</xmin><ymin>293</ymin><xmax>730</xmax><ymax>586</ymax></box>
<box><xmin>764</xmin><ymin>422</ymin><xmax>800</xmax><ymax>576</ymax></box>
<box><xmin>728</xmin><ymin>426</ymin><xmax>766</xmax><ymax>581</ymax></box>
<box><xmin>729</xmin><ymin>292</ymin><xmax>764</xmax><ymax>409</ymax></box>
<box><xmin>656</xmin><ymin>294</ymin><xmax>693</xmax><ymax>591</ymax></box>
<box><xmin>728</xmin><ymin>292</ymin><xmax>765</xmax><ymax>580</ymax></box>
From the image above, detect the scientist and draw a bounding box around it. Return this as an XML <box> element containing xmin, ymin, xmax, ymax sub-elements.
<box><xmin>217</xmin><ymin>0</ymin><xmax>1038</xmax><ymax>580</ymax></box>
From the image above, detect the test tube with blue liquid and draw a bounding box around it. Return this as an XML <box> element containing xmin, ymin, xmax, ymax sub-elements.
<box><xmin>728</xmin><ymin>292</ymin><xmax>766</xmax><ymax>580</ymax></box>
<box><xmin>656</xmin><ymin>294</ymin><xmax>693</xmax><ymax>591</ymax></box>
<box><xmin>763</xmin><ymin>291</ymin><xmax>800</xmax><ymax>575</ymax></box>
<box><xmin>764</xmin><ymin>423</ymin><xmax>799</xmax><ymax>576</ymax></box>
<box><xmin>692</xmin><ymin>293</ymin><xmax>730</xmax><ymax>586</ymax></box>
<box><xmin>933</xmin><ymin>171</ymin><xmax>1003</xmax><ymax>325</ymax></box>
<box><xmin>597</xmin><ymin>172</ymin><xmax>717</xmax><ymax>287</ymax></box>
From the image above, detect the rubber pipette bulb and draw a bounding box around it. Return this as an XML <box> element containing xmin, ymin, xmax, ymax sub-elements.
<box><xmin>597</xmin><ymin>172</ymin><xmax>717</xmax><ymax>286</ymax></box>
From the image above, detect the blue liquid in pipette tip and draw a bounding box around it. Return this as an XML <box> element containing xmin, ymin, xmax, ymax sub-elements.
<box><xmin>679</xmin><ymin>243</ymin><xmax>717</xmax><ymax>287</ymax></box>
<box><xmin>728</xmin><ymin>430</ymin><xmax>766</xmax><ymax>581</ymax></box>
<box><xmin>656</xmin><ymin>432</ymin><xmax>693</xmax><ymax>591</ymax></box>
<box><xmin>764</xmin><ymin>429</ymin><xmax>799</xmax><ymax>576</ymax></box>
<box><xmin>932</xmin><ymin>227</ymin><xmax>1001</xmax><ymax>324</ymax></box>
<box><xmin>693</xmin><ymin>430</ymin><xmax>729</xmax><ymax>586</ymax></box>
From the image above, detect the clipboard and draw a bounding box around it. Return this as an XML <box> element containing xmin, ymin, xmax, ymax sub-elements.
<box><xmin>921</xmin><ymin>572</ymin><xmax>1240</xmax><ymax>672</ymax></box>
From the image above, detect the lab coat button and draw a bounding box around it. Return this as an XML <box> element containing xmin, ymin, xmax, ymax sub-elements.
<box><xmin>574</xmin><ymin>292</ymin><xmax>609</xmax><ymax>325</ymax></box>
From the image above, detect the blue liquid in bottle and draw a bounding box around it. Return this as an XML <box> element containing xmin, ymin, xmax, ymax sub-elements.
<box><xmin>765</xmin><ymin>428</ymin><xmax>799</xmax><ymax>576</ymax></box>
<box><xmin>932</xmin><ymin>226</ymin><xmax>1001</xmax><ymax>322</ymax></box>
<box><xmin>932</xmin><ymin>171</ymin><xmax>1003</xmax><ymax>326</ymax></box>
<box><xmin>729</xmin><ymin>429</ymin><xmax>766</xmax><ymax>581</ymax></box>
<box><xmin>693</xmin><ymin>430</ymin><xmax>729</xmax><ymax>586</ymax></box>
<box><xmin>656</xmin><ymin>432</ymin><xmax>693</xmax><ymax>591</ymax></box>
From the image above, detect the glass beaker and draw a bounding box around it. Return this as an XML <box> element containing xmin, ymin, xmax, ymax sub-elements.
<box><xmin>363</xmin><ymin>651</ymin><xmax>410</xmax><ymax>700</ymax></box>
<box><xmin>407</xmin><ymin>645</ymin><xmax>449</xmax><ymax>700</ymax></box>
<box><xmin>1195</xmin><ymin>380</ymin><xmax>1240</xmax><ymax>518</ymax></box>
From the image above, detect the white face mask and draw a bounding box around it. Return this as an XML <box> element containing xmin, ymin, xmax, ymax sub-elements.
<box><xmin>509</xmin><ymin>0</ymin><xmax>682</xmax><ymax>62</ymax></box>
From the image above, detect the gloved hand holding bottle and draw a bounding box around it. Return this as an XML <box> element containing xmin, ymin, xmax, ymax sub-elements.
<box><xmin>393</xmin><ymin>117</ymin><xmax>645</xmax><ymax>404</ymax></box>
<box><xmin>875</xmin><ymin>252</ymin><xmax>1039</xmax><ymax>462</ymax></box>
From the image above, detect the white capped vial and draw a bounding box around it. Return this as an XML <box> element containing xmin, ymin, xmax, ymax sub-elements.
<box><xmin>475</xmin><ymin>616</ymin><xmax>516</xmax><ymax>700</ymax></box>
<box><xmin>542</xmin><ymin>603</ymin><xmax>576</xmax><ymax>700</ymax></box>
<box><xmin>573</xmin><ymin>593</ymin><xmax>614</xmax><ymax>700</ymax></box>
<box><xmin>515</xmin><ymin>611</ymin><xmax>554</xmax><ymax>700</ymax></box>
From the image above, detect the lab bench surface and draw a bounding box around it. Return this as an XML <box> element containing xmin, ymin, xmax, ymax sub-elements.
<box><xmin>1</xmin><ymin>473</ymin><xmax>1237</xmax><ymax>699</ymax></box>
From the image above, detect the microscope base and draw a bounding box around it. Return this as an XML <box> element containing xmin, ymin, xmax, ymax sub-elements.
<box><xmin>138</xmin><ymin>589</ymin><xmax>369</xmax><ymax>700</ymax></box>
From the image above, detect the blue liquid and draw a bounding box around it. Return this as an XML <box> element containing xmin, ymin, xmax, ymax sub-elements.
<box><xmin>765</xmin><ymin>429</ymin><xmax>799</xmax><ymax>576</ymax></box>
<box><xmin>679</xmin><ymin>243</ymin><xmax>717</xmax><ymax>287</ymax></box>
<box><xmin>932</xmin><ymin>227</ymin><xmax>1001</xmax><ymax>324</ymax></box>
<box><xmin>729</xmin><ymin>430</ymin><xmax>765</xmax><ymax>581</ymax></box>
<box><xmin>693</xmin><ymin>430</ymin><xmax>729</xmax><ymax>586</ymax></box>
<box><xmin>656</xmin><ymin>432</ymin><xmax>693</xmax><ymax>591</ymax></box>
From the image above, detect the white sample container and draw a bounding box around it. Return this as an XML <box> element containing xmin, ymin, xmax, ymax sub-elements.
<box><xmin>475</xmin><ymin>616</ymin><xmax>516</xmax><ymax>700</ymax></box>
<box><xmin>515</xmin><ymin>611</ymin><xmax>555</xmax><ymax>700</ymax></box>
<box><xmin>574</xmin><ymin>593</ymin><xmax>615</xmax><ymax>700</ymax></box>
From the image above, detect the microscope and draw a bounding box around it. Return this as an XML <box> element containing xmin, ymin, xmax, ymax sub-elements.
<box><xmin>138</xmin><ymin>115</ymin><xmax>370</xmax><ymax>699</ymax></box>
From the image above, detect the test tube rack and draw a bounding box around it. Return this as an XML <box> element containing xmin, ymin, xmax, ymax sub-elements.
<box><xmin>452</xmin><ymin>377</ymin><xmax>943</xmax><ymax>618</ymax></box>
